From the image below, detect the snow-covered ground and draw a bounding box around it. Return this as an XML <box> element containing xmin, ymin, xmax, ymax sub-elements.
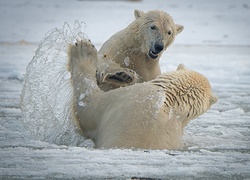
<box><xmin>0</xmin><ymin>0</ymin><xmax>250</xmax><ymax>179</ymax></box>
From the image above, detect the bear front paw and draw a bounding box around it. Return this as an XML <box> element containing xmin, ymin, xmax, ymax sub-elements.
<box><xmin>108</xmin><ymin>71</ymin><xmax>133</xmax><ymax>83</ymax></box>
<box><xmin>73</xmin><ymin>39</ymin><xmax>97</xmax><ymax>59</ymax></box>
<box><xmin>96</xmin><ymin>68</ymin><xmax>139</xmax><ymax>91</ymax></box>
<box><xmin>68</xmin><ymin>39</ymin><xmax>98</xmax><ymax>72</ymax></box>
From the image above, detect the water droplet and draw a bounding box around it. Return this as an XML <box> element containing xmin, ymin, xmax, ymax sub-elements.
<box><xmin>79</xmin><ymin>93</ymin><xmax>85</xmax><ymax>100</ymax></box>
<box><xmin>79</xmin><ymin>101</ymin><xmax>86</xmax><ymax>107</ymax></box>
<box><xmin>124</xmin><ymin>57</ymin><xmax>130</xmax><ymax>66</ymax></box>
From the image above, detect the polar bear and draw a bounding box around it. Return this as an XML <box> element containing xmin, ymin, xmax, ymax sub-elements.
<box><xmin>69</xmin><ymin>39</ymin><xmax>217</xmax><ymax>150</ymax></box>
<box><xmin>96</xmin><ymin>9</ymin><xmax>184</xmax><ymax>91</ymax></box>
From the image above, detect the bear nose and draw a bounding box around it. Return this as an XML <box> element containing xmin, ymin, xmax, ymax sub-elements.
<box><xmin>154</xmin><ymin>43</ymin><xmax>164</xmax><ymax>54</ymax></box>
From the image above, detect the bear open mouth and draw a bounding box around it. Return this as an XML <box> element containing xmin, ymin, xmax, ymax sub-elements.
<box><xmin>148</xmin><ymin>50</ymin><xmax>158</xmax><ymax>59</ymax></box>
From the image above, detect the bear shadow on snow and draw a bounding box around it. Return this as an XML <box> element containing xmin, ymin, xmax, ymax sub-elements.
<box><xmin>68</xmin><ymin>39</ymin><xmax>218</xmax><ymax>150</ymax></box>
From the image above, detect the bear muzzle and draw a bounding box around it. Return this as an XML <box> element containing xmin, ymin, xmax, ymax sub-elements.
<box><xmin>148</xmin><ymin>43</ymin><xmax>164</xmax><ymax>59</ymax></box>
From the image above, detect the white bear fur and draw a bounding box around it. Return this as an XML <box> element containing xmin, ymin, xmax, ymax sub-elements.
<box><xmin>69</xmin><ymin>40</ymin><xmax>218</xmax><ymax>150</ymax></box>
<box><xmin>97</xmin><ymin>10</ymin><xmax>184</xmax><ymax>91</ymax></box>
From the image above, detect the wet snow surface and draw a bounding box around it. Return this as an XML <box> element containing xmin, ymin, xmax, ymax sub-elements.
<box><xmin>1</xmin><ymin>0</ymin><xmax>250</xmax><ymax>179</ymax></box>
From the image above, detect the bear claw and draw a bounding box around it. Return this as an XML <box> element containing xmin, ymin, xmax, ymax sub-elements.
<box><xmin>108</xmin><ymin>71</ymin><xmax>133</xmax><ymax>83</ymax></box>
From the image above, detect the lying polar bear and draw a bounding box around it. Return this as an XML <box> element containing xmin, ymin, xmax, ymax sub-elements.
<box><xmin>96</xmin><ymin>9</ymin><xmax>184</xmax><ymax>91</ymax></box>
<box><xmin>68</xmin><ymin>39</ymin><xmax>217</xmax><ymax>150</ymax></box>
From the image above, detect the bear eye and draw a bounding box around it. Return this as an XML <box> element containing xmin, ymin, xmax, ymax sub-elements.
<box><xmin>150</xmin><ymin>25</ymin><xmax>156</xmax><ymax>30</ymax></box>
<box><xmin>168</xmin><ymin>30</ymin><xmax>172</xmax><ymax>35</ymax></box>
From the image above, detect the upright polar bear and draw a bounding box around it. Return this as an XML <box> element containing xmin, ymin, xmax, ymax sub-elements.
<box><xmin>69</xmin><ymin>39</ymin><xmax>218</xmax><ymax>150</ymax></box>
<box><xmin>97</xmin><ymin>10</ymin><xmax>184</xmax><ymax>91</ymax></box>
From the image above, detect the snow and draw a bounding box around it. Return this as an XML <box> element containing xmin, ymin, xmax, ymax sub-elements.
<box><xmin>0</xmin><ymin>0</ymin><xmax>250</xmax><ymax>179</ymax></box>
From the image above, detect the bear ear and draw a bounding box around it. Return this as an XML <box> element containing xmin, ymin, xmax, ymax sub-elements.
<box><xmin>175</xmin><ymin>24</ymin><xmax>184</xmax><ymax>35</ymax></box>
<box><xmin>134</xmin><ymin>9</ymin><xmax>145</xmax><ymax>19</ymax></box>
<box><xmin>177</xmin><ymin>64</ymin><xmax>187</xmax><ymax>71</ymax></box>
<box><xmin>210</xmin><ymin>95</ymin><xmax>218</xmax><ymax>105</ymax></box>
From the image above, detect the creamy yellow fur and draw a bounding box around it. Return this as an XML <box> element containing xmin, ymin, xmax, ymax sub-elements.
<box><xmin>97</xmin><ymin>10</ymin><xmax>184</xmax><ymax>91</ymax></box>
<box><xmin>69</xmin><ymin>40</ymin><xmax>217</xmax><ymax>150</ymax></box>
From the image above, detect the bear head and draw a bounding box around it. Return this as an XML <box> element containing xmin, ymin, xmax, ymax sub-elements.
<box><xmin>134</xmin><ymin>9</ymin><xmax>184</xmax><ymax>60</ymax></box>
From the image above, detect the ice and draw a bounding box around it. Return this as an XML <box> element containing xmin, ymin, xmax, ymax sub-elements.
<box><xmin>1</xmin><ymin>0</ymin><xmax>250</xmax><ymax>179</ymax></box>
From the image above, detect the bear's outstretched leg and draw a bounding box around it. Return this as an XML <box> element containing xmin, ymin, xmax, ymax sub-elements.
<box><xmin>68</xmin><ymin>40</ymin><xmax>101</xmax><ymax>132</ymax></box>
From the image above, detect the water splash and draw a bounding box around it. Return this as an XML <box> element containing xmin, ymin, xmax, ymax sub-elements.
<box><xmin>20</xmin><ymin>21</ymin><xmax>94</xmax><ymax>147</ymax></box>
